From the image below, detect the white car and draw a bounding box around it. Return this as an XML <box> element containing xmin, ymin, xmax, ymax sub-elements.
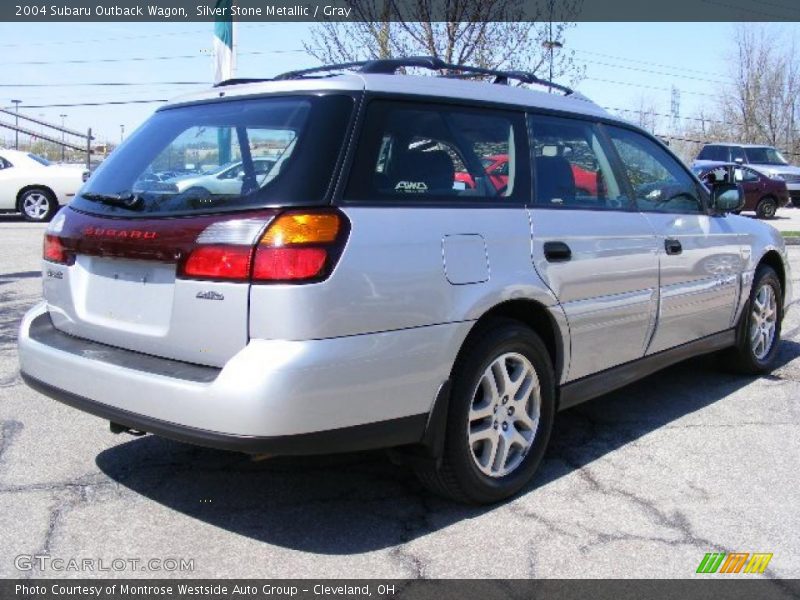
<box><xmin>163</xmin><ymin>158</ymin><xmax>276</xmax><ymax>196</ymax></box>
<box><xmin>0</xmin><ymin>149</ymin><xmax>87</xmax><ymax>222</ymax></box>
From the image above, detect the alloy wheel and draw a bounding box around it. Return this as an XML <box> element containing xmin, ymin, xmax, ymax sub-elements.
<box><xmin>467</xmin><ymin>352</ymin><xmax>541</xmax><ymax>478</ymax></box>
<box><xmin>750</xmin><ymin>283</ymin><xmax>778</xmax><ymax>360</ymax></box>
<box><xmin>22</xmin><ymin>192</ymin><xmax>50</xmax><ymax>220</ymax></box>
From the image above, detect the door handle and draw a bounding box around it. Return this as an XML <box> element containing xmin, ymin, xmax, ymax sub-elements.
<box><xmin>664</xmin><ymin>239</ymin><xmax>682</xmax><ymax>256</ymax></box>
<box><xmin>544</xmin><ymin>241</ymin><xmax>572</xmax><ymax>262</ymax></box>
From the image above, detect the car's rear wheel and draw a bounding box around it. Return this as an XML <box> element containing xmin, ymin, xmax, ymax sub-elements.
<box><xmin>19</xmin><ymin>188</ymin><xmax>57</xmax><ymax>222</ymax></box>
<box><xmin>415</xmin><ymin>319</ymin><xmax>555</xmax><ymax>504</ymax></box>
<box><xmin>726</xmin><ymin>266</ymin><xmax>782</xmax><ymax>374</ymax></box>
<box><xmin>756</xmin><ymin>196</ymin><xmax>778</xmax><ymax>219</ymax></box>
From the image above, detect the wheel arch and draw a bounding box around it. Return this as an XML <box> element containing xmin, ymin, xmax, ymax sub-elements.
<box><xmin>455</xmin><ymin>298</ymin><xmax>567</xmax><ymax>384</ymax></box>
<box><xmin>758</xmin><ymin>249</ymin><xmax>786</xmax><ymax>302</ymax></box>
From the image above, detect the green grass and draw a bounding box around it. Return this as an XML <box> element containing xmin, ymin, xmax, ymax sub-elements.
<box><xmin>782</xmin><ymin>231</ymin><xmax>800</xmax><ymax>237</ymax></box>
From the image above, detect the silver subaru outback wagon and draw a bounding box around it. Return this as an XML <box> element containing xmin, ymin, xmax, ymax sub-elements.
<box><xmin>18</xmin><ymin>58</ymin><xmax>793</xmax><ymax>503</ymax></box>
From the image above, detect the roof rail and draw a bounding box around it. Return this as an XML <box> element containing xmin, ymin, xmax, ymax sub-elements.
<box><xmin>273</xmin><ymin>61</ymin><xmax>370</xmax><ymax>81</ymax></box>
<box><xmin>272</xmin><ymin>56</ymin><xmax>574</xmax><ymax>95</ymax></box>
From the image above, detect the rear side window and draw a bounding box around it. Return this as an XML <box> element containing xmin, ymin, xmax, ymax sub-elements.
<box><xmin>607</xmin><ymin>126</ymin><xmax>704</xmax><ymax>214</ymax></box>
<box><xmin>698</xmin><ymin>145</ymin><xmax>726</xmax><ymax>161</ymax></box>
<box><xmin>345</xmin><ymin>100</ymin><xmax>529</xmax><ymax>204</ymax></box>
<box><xmin>72</xmin><ymin>95</ymin><xmax>354</xmax><ymax>217</ymax></box>
<box><xmin>529</xmin><ymin>115</ymin><xmax>629</xmax><ymax>210</ymax></box>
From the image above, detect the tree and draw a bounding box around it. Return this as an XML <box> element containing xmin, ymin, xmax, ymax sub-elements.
<box><xmin>303</xmin><ymin>0</ymin><xmax>584</xmax><ymax>85</ymax></box>
<box><xmin>721</xmin><ymin>25</ymin><xmax>799</xmax><ymax>159</ymax></box>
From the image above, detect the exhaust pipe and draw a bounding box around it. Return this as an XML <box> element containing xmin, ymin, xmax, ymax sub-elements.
<box><xmin>109</xmin><ymin>421</ymin><xmax>146</xmax><ymax>437</ymax></box>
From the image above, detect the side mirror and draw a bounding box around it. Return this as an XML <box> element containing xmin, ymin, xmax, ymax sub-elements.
<box><xmin>712</xmin><ymin>183</ymin><xmax>745</xmax><ymax>213</ymax></box>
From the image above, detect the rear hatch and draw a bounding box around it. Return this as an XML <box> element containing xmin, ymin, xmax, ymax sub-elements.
<box><xmin>41</xmin><ymin>93</ymin><xmax>355</xmax><ymax>368</ymax></box>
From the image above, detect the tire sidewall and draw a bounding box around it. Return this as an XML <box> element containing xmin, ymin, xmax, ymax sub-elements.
<box><xmin>740</xmin><ymin>268</ymin><xmax>783</xmax><ymax>370</ymax></box>
<box><xmin>445</xmin><ymin>322</ymin><xmax>556</xmax><ymax>503</ymax></box>
<box><xmin>20</xmin><ymin>188</ymin><xmax>56</xmax><ymax>222</ymax></box>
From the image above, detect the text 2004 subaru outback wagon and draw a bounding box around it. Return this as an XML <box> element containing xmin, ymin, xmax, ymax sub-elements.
<box><xmin>19</xmin><ymin>58</ymin><xmax>793</xmax><ymax>503</ymax></box>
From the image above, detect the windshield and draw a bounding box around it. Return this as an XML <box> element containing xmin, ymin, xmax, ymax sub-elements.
<box><xmin>744</xmin><ymin>146</ymin><xmax>788</xmax><ymax>165</ymax></box>
<box><xmin>27</xmin><ymin>153</ymin><xmax>51</xmax><ymax>166</ymax></box>
<box><xmin>72</xmin><ymin>94</ymin><xmax>354</xmax><ymax>217</ymax></box>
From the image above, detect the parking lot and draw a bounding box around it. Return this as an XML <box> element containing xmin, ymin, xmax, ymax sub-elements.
<box><xmin>0</xmin><ymin>215</ymin><xmax>798</xmax><ymax>580</ymax></box>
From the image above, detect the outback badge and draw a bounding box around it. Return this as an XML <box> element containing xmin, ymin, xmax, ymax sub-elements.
<box><xmin>196</xmin><ymin>290</ymin><xmax>225</xmax><ymax>301</ymax></box>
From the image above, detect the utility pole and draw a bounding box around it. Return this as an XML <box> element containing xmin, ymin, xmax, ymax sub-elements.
<box><xmin>670</xmin><ymin>86</ymin><xmax>681</xmax><ymax>134</ymax></box>
<box><xmin>11</xmin><ymin>99</ymin><xmax>21</xmax><ymax>149</ymax></box>
<box><xmin>541</xmin><ymin>0</ymin><xmax>563</xmax><ymax>91</ymax></box>
<box><xmin>60</xmin><ymin>114</ymin><xmax>67</xmax><ymax>161</ymax></box>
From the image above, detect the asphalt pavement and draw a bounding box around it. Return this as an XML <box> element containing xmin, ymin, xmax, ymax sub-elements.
<box><xmin>0</xmin><ymin>216</ymin><xmax>798</xmax><ymax>579</ymax></box>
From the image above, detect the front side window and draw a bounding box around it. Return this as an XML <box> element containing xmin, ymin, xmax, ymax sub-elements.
<box><xmin>346</xmin><ymin>100</ymin><xmax>529</xmax><ymax>203</ymax></box>
<box><xmin>738</xmin><ymin>167</ymin><xmax>760</xmax><ymax>183</ymax></box>
<box><xmin>72</xmin><ymin>95</ymin><xmax>354</xmax><ymax>217</ymax></box>
<box><xmin>529</xmin><ymin>115</ymin><xmax>628</xmax><ymax>210</ymax></box>
<box><xmin>0</xmin><ymin>157</ymin><xmax>11</xmax><ymax>170</ymax></box>
<box><xmin>607</xmin><ymin>126</ymin><xmax>703</xmax><ymax>214</ymax></box>
<box><xmin>744</xmin><ymin>146</ymin><xmax>788</xmax><ymax>166</ymax></box>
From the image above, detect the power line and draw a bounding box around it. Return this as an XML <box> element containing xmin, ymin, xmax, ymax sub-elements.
<box><xmin>0</xmin><ymin>48</ymin><xmax>305</xmax><ymax>67</ymax></box>
<box><xmin>585</xmin><ymin>77</ymin><xmax>718</xmax><ymax>98</ymax></box>
<box><xmin>0</xmin><ymin>81</ymin><xmax>207</xmax><ymax>88</ymax></box>
<box><xmin>0</xmin><ymin>23</ymin><xmax>277</xmax><ymax>49</ymax></box>
<box><xmin>605</xmin><ymin>106</ymin><xmax>737</xmax><ymax>127</ymax></box>
<box><xmin>573</xmin><ymin>49</ymin><xmax>732</xmax><ymax>79</ymax></box>
<box><xmin>580</xmin><ymin>58</ymin><xmax>732</xmax><ymax>86</ymax></box>
<box><xmin>16</xmin><ymin>99</ymin><xmax>168</xmax><ymax>109</ymax></box>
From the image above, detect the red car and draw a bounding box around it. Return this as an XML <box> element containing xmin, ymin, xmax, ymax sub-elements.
<box><xmin>455</xmin><ymin>153</ymin><xmax>599</xmax><ymax>195</ymax></box>
<box><xmin>692</xmin><ymin>161</ymin><xmax>789</xmax><ymax>219</ymax></box>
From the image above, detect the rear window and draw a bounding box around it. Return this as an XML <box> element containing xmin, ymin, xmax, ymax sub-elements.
<box><xmin>72</xmin><ymin>95</ymin><xmax>354</xmax><ymax>217</ymax></box>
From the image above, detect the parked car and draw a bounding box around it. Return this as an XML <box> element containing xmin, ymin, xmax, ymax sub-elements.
<box><xmin>692</xmin><ymin>161</ymin><xmax>790</xmax><ymax>219</ymax></box>
<box><xmin>19</xmin><ymin>57</ymin><xmax>792</xmax><ymax>504</ymax></box>
<box><xmin>455</xmin><ymin>153</ymin><xmax>599</xmax><ymax>196</ymax></box>
<box><xmin>695</xmin><ymin>143</ymin><xmax>800</xmax><ymax>207</ymax></box>
<box><xmin>0</xmin><ymin>149</ymin><xmax>87</xmax><ymax>222</ymax></box>
<box><xmin>162</xmin><ymin>158</ymin><xmax>276</xmax><ymax>196</ymax></box>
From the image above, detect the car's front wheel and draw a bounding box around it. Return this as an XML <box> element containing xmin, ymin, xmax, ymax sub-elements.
<box><xmin>19</xmin><ymin>188</ymin><xmax>57</xmax><ymax>222</ymax></box>
<box><xmin>415</xmin><ymin>319</ymin><xmax>555</xmax><ymax>504</ymax></box>
<box><xmin>726</xmin><ymin>266</ymin><xmax>783</xmax><ymax>374</ymax></box>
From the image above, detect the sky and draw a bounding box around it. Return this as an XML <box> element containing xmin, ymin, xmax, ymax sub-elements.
<box><xmin>1</xmin><ymin>21</ymin><xmax>798</xmax><ymax>149</ymax></box>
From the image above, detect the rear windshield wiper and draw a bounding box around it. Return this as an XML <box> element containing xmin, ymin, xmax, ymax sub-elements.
<box><xmin>81</xmin><ymin>192</ymin><xmax>144</xmax><ymax>210</ymax></box>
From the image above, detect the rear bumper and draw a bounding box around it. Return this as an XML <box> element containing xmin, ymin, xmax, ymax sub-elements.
<box><xmin>19</xmin><ymin>302</ymin><xmax>470</xmax><ymax>452</ymax></box>
<box><xmin>20</xmin><ymin>372</ymin><xmax>426</xmax><ymax>455</ymax></box>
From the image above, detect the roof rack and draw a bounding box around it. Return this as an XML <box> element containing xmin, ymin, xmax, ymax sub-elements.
<box><xmin>270</xmin><ymin>56</ymin><xmax>574</xmax><ymax>95</ymax></box>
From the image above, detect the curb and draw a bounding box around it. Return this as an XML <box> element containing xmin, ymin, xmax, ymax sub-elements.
<box><xmin>784</xmin><ymin>236</ymin><xmax>800</xmax><ymax>246</ymax></box>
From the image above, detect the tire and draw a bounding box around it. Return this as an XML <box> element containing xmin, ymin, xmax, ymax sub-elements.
<box><xmin>18</xmin><ymin>188</ymin><xmax>57</xmax><ymax>222</ymax></box>
<box><xmin>755</xmin><ymin>196</ymin><xmax>778</xmax><ymax>219</ymax></box>
<box><xmin>415</xmin><ymin>318</ymin><xmax>556</xmax><ymax>504</ymax></box>
<box><xmin>725</xmin><ymin>266</ymin><xmax>783</xmax><ymax>375</ymax></box>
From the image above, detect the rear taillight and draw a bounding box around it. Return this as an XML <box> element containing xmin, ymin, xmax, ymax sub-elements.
<box><xmin>43</xmin><ymin>234</ymin><xmax>73</xmax><ymax>265</ymax></box>
<box><xmin>179</xmin><ymin>210</ymin><xmax>348</xmax><ymax>283</ymax></box>
<box><xmin>182</xmin><ymin>245</ymin><xmax>252</xmax><ymax>281</ymax></box>
<box><xmin>252</xmin><ymin>212</ymin><xmax>345</xmax><ymax>282</ymax></box>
